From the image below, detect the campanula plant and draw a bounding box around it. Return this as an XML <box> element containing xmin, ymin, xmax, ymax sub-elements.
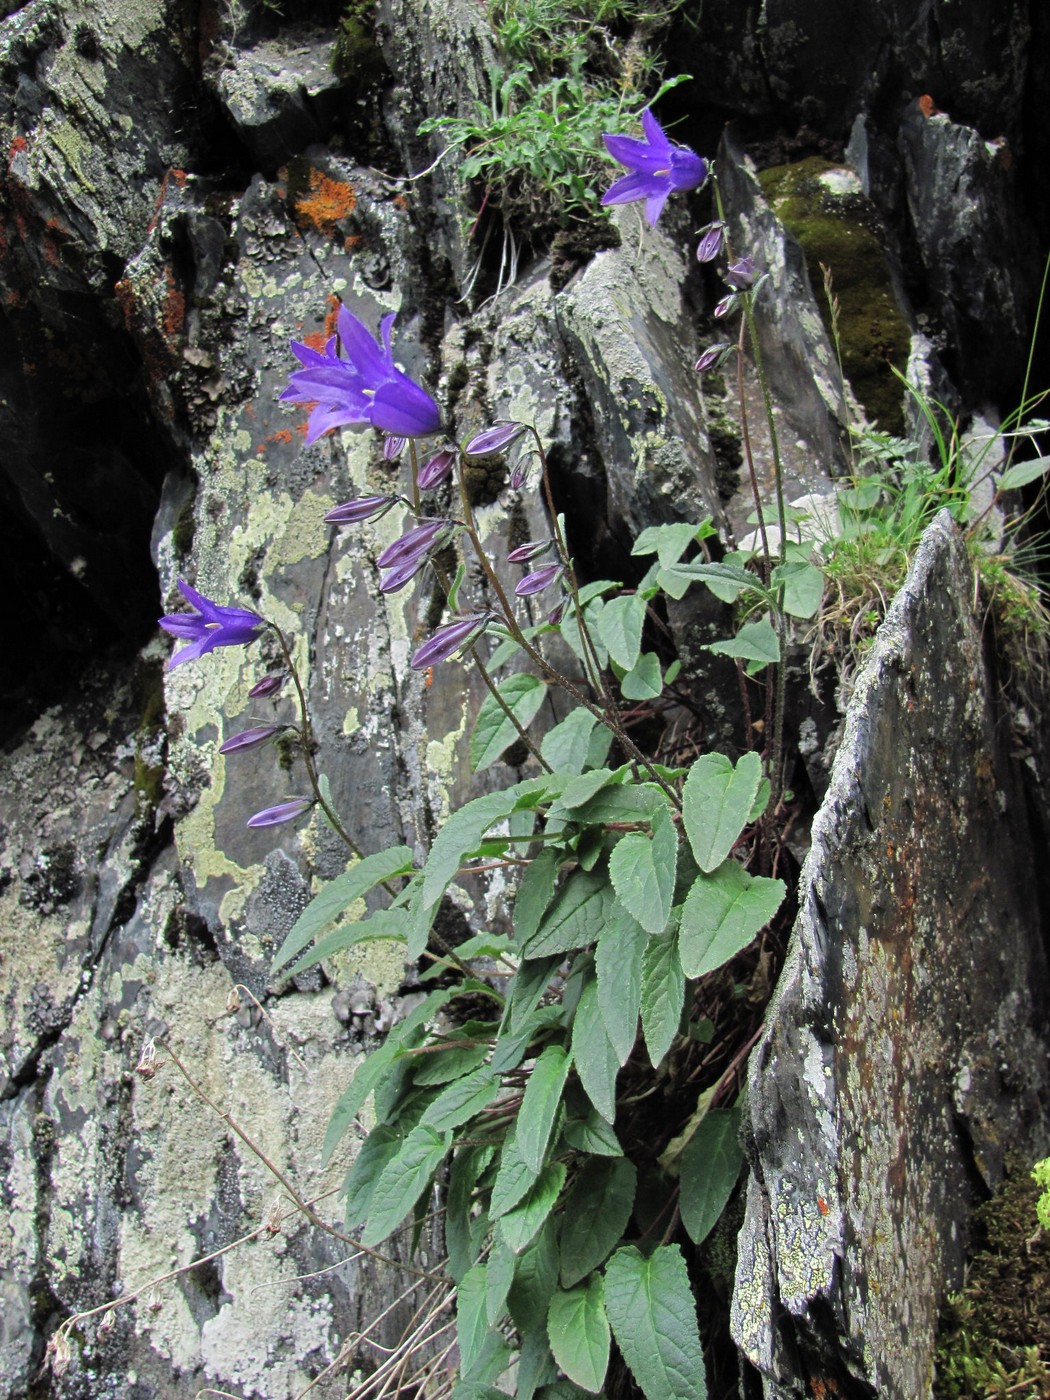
<box><xmin>601</xmin><ymin>106</ymin><xmax>707</xmax><ymax>225</ymax></box>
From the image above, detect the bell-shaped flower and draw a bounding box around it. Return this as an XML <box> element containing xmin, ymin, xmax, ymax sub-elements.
<box><xmin>695</xmin><ymin>342</ymin><xmax>732</xmax><ymax>373</ymax></box>
<box><xmin>696</xmin><ymin>222</ymin><xmax>726</xmax><ymax>263</ymax></box>
<box><xmin>281</xmin><ymin>304</ymin><xmax>441</xmax><ymax>443</ymax></box>
<box><xmin>507</xmin><ymin>538</ymin><xmax>552</xmax><ymax>564</ymax></box>
<box><xmin>601</xmin><ymin>109</ymin><xmax>708</xmax><ymax>227</ymax></box>
<box><xmin>724</xmin><ymin>256</ymin><xmax>755</xmax><ymax>290</ymax></box>
<box><xmin>376</xmin><ymin>519</ymin><xmax>452</xmax><ymax>571</ymax></box>
<box><xmin>383</xmin><ymin>435</ymin><xmax>407</xmax><ymax>461</ymax></box>
<box><xmin>159</xmin><ymin>579</ymin><xmax>265</xmax><ymax>670</ymax></box>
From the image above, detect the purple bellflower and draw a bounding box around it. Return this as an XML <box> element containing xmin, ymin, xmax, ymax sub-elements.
<box><xmin>724</xmin><ymin>256</ymin><xmax>755</xmax><ymax>290</ymax></box>
<box><xmin>696</xmin><ymin>222</ymin><xmax>726</xmax><ymax>263</ymax></box>
<box><xmin>506</xmin><ymin>539</ymin><xmax>552</xmax><ymax>564</ymax></box>
<box><xmin>376</xmin><ymin>519</ymin><xmax>452</xmax><ymax>570</ymax></box>
<box><xmin>464</xmin><ymin>422</ymin><xmax>527</xmax><ymax>457</ymax></box>
<box><xmin>159</xmin><ymin>579</ymin><xmax>265</xmax><ymax>670</ymax></box>
<box><xmin>515</xmin><ymin>563</ymin><xmax>564</xmax><ymax>596</ymax></box>
<box><xmin>219</xmin><ymin>725</ymin><xmax>285</xmax><ymax>755</ymax></box>
<box><xmin>695</xmin><ymin>342</ymin><xmax>732</xmax><ymax>374</ymax></box>
<box><xmin>325</xmin><ymin>495</ymin><xmax>399</xmax><ymax>525</ymax></box>
<box><xmin>249</xmin><ymin>674</ymin><xmax>284</xmax><ymax>698</ymax></box>
<box><xmin>246</xmin><ymin>797</ymin><xmax>314</xmax><ymax>829</ymax></box>
<box><xmin>417</xmin><ymin>446</ymin><xmax>456</xmax><ymax>490</ymax></box>
<box><xmin>601</xmin><ymin>109</ymin><xmax>707</xmax><ymax>227</ymax></box>
<box><xmin>411</xmin><ymin>613</ymin><xmax>493</xmax><ymax>670</ymax></box>
<box><xmin>281</xmin><ymin>304</ymin><xmax>441</xmax><ymax>443</ymax></box>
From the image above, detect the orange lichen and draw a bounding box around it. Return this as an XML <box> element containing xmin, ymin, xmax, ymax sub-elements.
<box><xmin>393</xmin><ymin>194</ymin><xmax>408</xmax><ymax>210</ymax></box>
<box><xmin>343</xmin><ymin>234</ymin><xmax>363</xmax><ymax>253</ymax></box>
<box><xmin>162</xmin><ymin>265</ymin><xmax>186</xmax><ymax>340</ymax></box>
<box><xmin>7</xmin><ymin>134</ymin><xmax>27</xmax><ymax>166</ymax></box>
<box><xmin>295</xmin><ymin>168</ymin><xmax>356</xmax><ymax>236</ymax></box>
<box><xmin>301</xmin><ymin>330</ymin><xmax>326</xmax><ymax>352</ymax></box>
<box><xmin>917</xmin><ymin>94</ymin><xmax>942</xmax><ymax>118</ymax></box>
<box><xmin>114</xmin><ymin>277</ymin><xmax>136</xmax><ymax>332</ymax></box>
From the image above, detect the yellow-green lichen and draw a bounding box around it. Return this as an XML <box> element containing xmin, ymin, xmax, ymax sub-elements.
<box><xmin>759</xmin><ymin>157</ymin><xmax>909</xmax><ymax>434</ymax></box>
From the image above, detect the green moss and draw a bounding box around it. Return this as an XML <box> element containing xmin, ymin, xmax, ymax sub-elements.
<box><xmin>331</xmin><ymin>0</ymin><xmax>385</xmax><ymax>85</ymax></box>
<box><xmin>758</xmin><ymin>156</ymin><xmax>909</xmax><ymax>434</ymax></box>
<box><xmin>172</xmin><ymin>489</ymin><xmax>197</xmax><ymax>557</ymax></box>
<box><xmin>934</xmin><ymin>1157</ymin><xmax>1050</xmax><ymax>1397</ymax></box>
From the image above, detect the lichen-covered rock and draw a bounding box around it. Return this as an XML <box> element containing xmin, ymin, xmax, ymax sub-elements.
<box><xmin>732</xmin><ymin>513</ymin><xmax>1050</xmax><ymax>1398</ymax></box>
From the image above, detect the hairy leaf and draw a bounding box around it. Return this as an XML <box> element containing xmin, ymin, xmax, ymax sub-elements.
<box><xmin>457</xmin><ymin>1263</ymin><xmax>490</xmax><ymax>1377</ymax></box>
<box><xmin>508</xmin><ymin>1218</ymin><xmax>560</xmax><ymax>1332</ymax></box>
<box><xmin>609</xmin><ymin>803</ymin><xmax>677</xmax><ymax>935</ymax></box>
<box><xmin>499</xmin><ymin>1162</ymin><xmax>567</xmax><ymax>1253</ymax></box>
<box><xmin>631</xmin><ymin>521</ymin><xmax>708</xmax><ymax>568</ymax></box>
<box><xmin>517</xmin><ymin>1045</ymin><xmax>572</xmax><ymax>1172</ymax></box>
<box><xmin>360</xmin><ymin>1122</ymin><xmax>452</xmax><ymax>1246</ymax></box>
<box><xmin>487</xmin><ymin>1238</ymin><xmax>517</xmax><ymax>1324</ymax></box>
<box><xmin>598</xmin><ymin>592</ymin><xmax>647</xmax><ymax>671</ymax></box>
<box><xmin>562</xmin><ymin>1103</ymin><xmax>623</xmax><ymax>1157</ymax></box>
<box><xmin>571</xmin><ymin>979</ymin><xmax>619</xmax><ymax>1123</ymax></box>
<box><xmin>446</xmin><ymin>1144</ymin><xmax>494</xmax><ymax>1281</ymax></box>
<box><xmin>422</xmin><ymin>779</ymin><xmax>549</xmax><ymax>909</ymax></box>
<box><xmin>620</xmin><ymin>651</ymin><xmax>663</xmax><ymax>701</ymax></box>
<box><xmin>679</xmin><ymin>1107</ymin><xmax>742</xmax><ymax>1245</ymax></box>
<box><xmin>283</xmin><ymin>907</ymin><xmax>410</xmax><ymax>979</ymax></box>
<box><xmin>640</xmin><ymin>929</ymin><xmax>685</xmax><ymax>1068</ymax></box>
<box><xmin>559</xmin><ymin>1158</ymin><xmax>637</xmax><ymax>1287</ymax></box>
<box><xmin>595</xmin><ymin>907</ymin><xmax>645</xmax><ymax>1064</ymax></box>
<box><xmin>522</xmin><ymin>869</ymin><xmax>613</xmax><ymax>959</ymax></box>
<box><xmin>678</xmin><ymin>861</ymin><xmax>785</xmax><ymax>978</ymax></box>
<box><xmin>514</xmin><ymin>848</ymin><xmax>562</xmax><ymax>948</ymax></box>
<box><xmin>547</xmin><ymin>1276</ymin><xmax>610</xmax><ymax>1393</ymax></box>
<box><xmin>603</xmin><ymin>1244</ymin><xmax>707</xmax><ymax>1400</ymax></box>
<box><xmin>342</xmin><ymin>1124</ymin><xmax>401</xmax><ymax>1229</ymax></box>
<box><xmin>421</xmin><ymin>1066</ymin><xmax>500</xmax><ymax>1133</ymax></box>
<box><xmin>491</xmin><ymin>1132</ymin><xmax>541</xmax><ymax>1219</ymax></box>
<box><xmin>681</xmin><ymin>751</ymin><xmax>762</xmax><ymax>874</ymax></box>
<box><xmin>541</xmin><ymin>708</ymin><xmax>599</xmax><ymax>774</ymax></box>
<box><xmin>704</xmin><ymin>616</ymin><xmax>780</xmax><ymax>665</ymax></box>
<box><xmin>472</xmin><ymin>673</ymin><xmax>548</xmax><ymax>771</ymax></box>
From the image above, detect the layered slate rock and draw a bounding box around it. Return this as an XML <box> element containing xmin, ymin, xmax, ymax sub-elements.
<box><xmin>732</xmin><ymin>513</ymin><xmax>1050</xmax><ymax>1398</ymax></box>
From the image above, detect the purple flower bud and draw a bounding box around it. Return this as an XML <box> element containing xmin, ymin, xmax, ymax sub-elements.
<box><xmin>383</xmin><ymin>435</ymin><xmax>407</xmax><ymax>461</ymax></box>
<box><xmin>463</xmin><ymin>422</ymin><xmax>527</xmax><ymax>457</ymax></box>
<box><xmin>506</xmin><ymin>538</ymin><xmax>552</xmax><ymax>564</ymax></box>
<box><xmin>695</xmin><ymin>342</ymin><xmax>732</xmax><ymax>373</ymax></box>
<box><xmin>219</xmin><ymin>724</ymin><xmax>286</xmax><ymax>754</ymax></box>
<box><xmin>376</xmin><ymin>519</ymin><xmax>450</xmax><ymax>569</ymax></box>
<box><xmin>411</xmin><ymin>613</ymin><xmax>492</xmax><ymax>669</ymax></box>
<box><xmin>696</xmin><ymin>222</ymin><xmax>725</xmax><ymax>263</ymax></box>
<box><xmin>417</xmin><ymin>446</ymin><xmax>456</xmax><ymax>490</ymax></box>
<box><xmin>515</xmin><ymin>563</ymin><xmax>564</xmax><ymax>597</ymax></box>
<box><xmin>248</xmin><ymin>674</ymin><xmax>284</xmax><ymax>698</ymax></box>
<box><xmin>246</xmin><ymin>797</ymin><xmax>313</xmax><ymax>828</ymax></box>
<box><xmin>547</xmin><ymin>598</ymin><xmax>567</xmax><ymax>625</ymax></box>
<box><xmin>724</xmin><ymin>256</ymin><xmax>755</xmax><ymax>290</ymax></box>
<box><xmin>325</xmin><ymin>495</ymin><xmax>398</xmax><ymax>525</ymax></box>
<box><xmin>713</xmin><ymin>293</ymin><xmax>739</xmax><ymax>320</ymax></box>
<box><xmin>379</xmin><ymin>556</ymin><xmax>429</xmax><ymax>593</ymax></box>
<box><xmin>508</xmin><ymin>460</ymin><xmax>532</xmax><ymax>491</ymax></box>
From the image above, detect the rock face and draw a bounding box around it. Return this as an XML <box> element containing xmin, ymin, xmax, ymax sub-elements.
<box><xmin>1</xmin><ymin>0</ymin><xmax>1049</xmax><ymax>1396</ymax></box>
<box><xmin>733</xmin><ymin>513</ymin><xmax>1050</xmax><ymax>1398</ymax></box>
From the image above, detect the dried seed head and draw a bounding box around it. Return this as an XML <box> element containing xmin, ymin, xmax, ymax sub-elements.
<box><xmin>135</xmin><ymin>1037</ymin><xmax>158</xmax><ymax>1079</ymax></box>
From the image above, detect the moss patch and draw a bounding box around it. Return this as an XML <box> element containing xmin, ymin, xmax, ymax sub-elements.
<box><xmin>934</xmin><ymin>1157</ymin><xmax>1050</xmax><ymax>1397</ymax></box>
<box><xmin>758</xmin><ymin>156</ymin><xmax>909</xmax><ymax>435</ymax></box>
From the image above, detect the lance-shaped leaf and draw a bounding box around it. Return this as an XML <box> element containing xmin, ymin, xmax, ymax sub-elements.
<box><xmin>541</xmin><ymin>708</ymin><xmax>599</xmax><ymax>774</ymax></box>
<box><xmin>472</xmin><ymin>673</ymin><xmax>548</xmax><ymax>771</ymax></box>
<box><xmin>640</xmin><ymin>928</ymin><xmax>685</xmax><ymax>1068</ymax></box>
<box><xmin>422</xmin><ymin>779</ymin><xmax>549</xmax><ymax>908</ymax></box>
<box><xmin>457</xmin><ymin>1263</ymin><xmax>490</xmax><ymax>1378</ymax></box>
<box><xmin>678</xmin><ymin>861</ymin><xmax>785</xmax><ymax>979</ymax></box>
<box><xmin>603</xmin><ymin>1244</ymin><xmax>707</xmax><ymax>1400</ymax></box>
<box><xmin>516</xmin><ymin>1045</ymin><xmax>572</xmax><ymax>1172</ymax></box>
<box><xmin>499</xmin><ymin>1161</ymin><xmax>567</xmax><ymax>1253</ymax></box>
<box><xmin>681</xmin><ymin>751</ymin><xmax>762</xmax><ymax>874</ymax></box>
<box><xmin>547</xmin><ymin>1275</ymin><xmax>611</xmax><ymax>1393</ymax></box>
<box><xmin>595</xmin><ymin>906</ymin><xmax>645</xmax><ymax>1064</ymax></box>
<box><xmin>608</xmin><ymin>801</ymin><xmax>677</xmax><ymax>934</ymax></box>
<box><xmin>571</xmin><ymin>979</ymin><xmax>619</xmax><ymax>1123</ymax></box>
<box><xmin>522</xmin><ymin>869</ymin><xmax>613</xmax><ymax>959</ymax></box>
<box><xmin>703</xmin><ymin>616</ymin><xmax>780</xmax><ymax>666</ymax></box>
<box><xmin>559</xmin><ymin>1158</ymin><xmax>637</xmax><ymax>1287</ymax></box>
<box><xmin>598</xmin><ymin>592</ymin><xmax>648</xmax><ymax>671</ymax></box>
<box><xmin>360</xmin><ymin>1122</ymin><xmax>452</xmax><ymax>1246</ymax></box>
<box><xmin>679</xmin><ymin>1107</ymin><xmax>742</xmax><ymax>1245</ymax></box>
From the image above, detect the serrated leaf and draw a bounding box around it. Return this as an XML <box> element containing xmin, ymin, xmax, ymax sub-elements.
<box><xmin>595</xmin><ymin>906</ymin><xmax>645</xmax><ymax>1064</ymax></box>
<box><xmin>999</xmin><ymin>454</ymin><xmax>1050</xmax><ymax>490</ymax></box>
<box><xmin>570</xmin><ymin>783</ymin><xmax>664</xmax><ymax>825</ymax></box>
<box><xmin>272</xmin><ymin>845</ymin><xmax>415</xmax><ymax>974</ymax></box>
<box><xmin>598</xmin><ymin>592</ymin><xmax>647</xmax><ymax>671</ymax></box>
<box><xmin>562</xmin><ymin>1103</ymin><xmax>623</xmax><ymax>1156</ymax></box>
<box><xmin>620</xmin><ymin>651</ymin><xmax>663</xmax><ymax>700</ymax></box>
<box><xmin>559</xmin><ymin>1159</ymin><xmax>637</xmax><ymax>1287</ymax></box>
<box><xmin>682</xmin><ymin>751</ymin><xmax>763</xmax><ymax>873</ymax></box>
<box><xmin>508</xmin><ymin>1218</ymin><xmax>560</xmax><ymax>1332</ymax></box>
<box><xmin>499</xmin><ymin>1161</ymin><xmax>567</xmax><ymax>1253</ymax></box>
<box><xmin>517</xmin><ymin>1045</ymin><xmax>572</xmax><ymax>1172</ymax></box>
<box><xmin>514</xmin><ymin>848</ymin><xmax>562</xmax><ymax>947</ymax></box>
<box><xmin>561</xmin><ymin>598</ymin><xmax>608</xmax><ymax>669</ymax></box>
<box><xmin>670</xmin><ymin>558</ymin><xmax>759</xmax><ymax>604</ymax></box>
<box><xmin>541</xmin><ymin>708</ymin><xmax>599</xmax><ymax>774</ymax></box>
<box><xmin>446</xmin><ymin>1143</ymin><xmax>495</xmax><ymax>1281</ymax></box>
<box><xmin>422</xmin><ymin>780</ymin><xmax>548</xmax><ymax>909</ymax></box>
<box><xmin>322</xmin><ymin>988</ymin><xmax>456</xmax><ymax>1163</ymax></box>
<box><xmin>608</xmin><ymin>803</ymin><xmax>677</xmax><ymax>935</ymax></box>
<box><xmin>422</xmin><ymin>1066</ymin><xmax>500</xmax><ymax>1132</ymax></box>
<box><xmin>522</xmin><ymin>869</ymin><xmax>613</xmax><ymax>959</ymax></box>
<box><xmin>412</xmin><ymin>1043</ymin><xmax>491</xmax><ymax>1086</ymax></box>
<box><xmin>704</xmin><ymin>616</ymin><xmax>780</xmax><ymax>665</ymax></box>
<box><xmin>491</xmin><ymin>1132</ymin><xmax>541</xmax><ymax>1218</ymax></box>
<box><xmin>360</xmin><ymin>1122</ymin><xmax>452</xmax><ymax>1246</ymax></box>
<box><xmin>678</xmin><ymin>861</ymin><xmax>785</xmax><ymax>978</ymax></box>
<box><xmin>472</xmin><ymin>673</ymin><xmax>548</xmax><ymax>771</ymax></box>
<box><xmin>603</xmin><ymin>1244</ymin><xmax>707</xmax><ymax>1400</ymax></box>
<box><xmin>559</xmin><ymin>768</ymin><xmax>617</xmax><ymax>810</ymax></box>
<box><xmin>458</xmin><ymin>1263</ymin><xmax>489</xmax><ymax>1377</ymax></box>
<box><xmin>518</xmin><ymin>1323</ymin><xmax>559</xmax><ymax>1399</ymax></box>
<box><xmin>679</xmin><ymin>1107</ymin><xmax>742</xmax><ymax>1245</ymax></box>
<box><xmin>631</xmin><ymin>521</ymin><xmax>706</xmax><ymax>568</ymax></box>
<box><xmin>487</xmin><ymin>1238</ymin><xmax>517</xmax><ymax>1324</ymax></box>
<box><xmin>773</xmin><ymin>558</ymin><xmax>824</xmax><ymax>619</ymax></box>
<box><xmin>571</xmin><ymin>979</ymin><xmax>619</xmax><ymax>1123</ymax></box>
<box><xmin>640</xmin><ymin>929</ymin><xmax>684</xmax><ymax>1067</ymax></box>
<box><xmin>342</xmin><ymin>1124</ymin><xmax>401</xmax><ymax>1229</ymax></box>
<box><xmin>547</xmin><ymin>1276</ymin><xmax>610</xmax><ymax>1393</ymax></box>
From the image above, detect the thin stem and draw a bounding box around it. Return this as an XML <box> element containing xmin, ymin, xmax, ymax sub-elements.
<box><xmin>470</xmin><ymin>644</ymin><xmax>553</xmax><ymax>772</ymax></box>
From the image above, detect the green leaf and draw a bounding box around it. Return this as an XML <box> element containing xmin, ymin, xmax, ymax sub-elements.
<box><xmin>421</xmin><ymin>1066</ymin><xmax>500</xmax><ymax>1133</ymax></box>
<box><xmin>499</xmin><ymin>1161</ymin><xmax>567</xmax><ymax>1253</ymax></box>
<box><xmin>620</xmin><ymin>651</ymin><xmax>663</xmax><ymax>700</ymax></box>
<box><xmin>514</xmin><ymin>848</ymin><xmax>562</xmax><ymax>947</ymax></box>
<box><xmin>561</xmin><ymin>598</ymin><xmax>608</xmax><ymax>669</ymax></box>
<box><xmin>517</xmin><ymin>1323</ymin><xmax>559</xmax><ymax>1399</ymax></box>
<box><xmin>678</xmin><ymin>861</ymin><xmax>785</xmax><ymax>978</ymax></box>
<box><xmin>603</xmin><ymin>1244</ymin><xmax>707</xmax><ymax>1400</ymax></box>
<box><xmin>508</xmin><ymin>1218</ymin><xmax>560</xmax><ymax>1332</ymax></box>
<box><xmin>283</xmin><ymin>907</ymin><xmax>410</xmax><ymax>979</ymax></box>
<box><xmin>608</xmin><ymin>804</ymin><xmax>677</xmax><ymax>935</ymax></box>
<box><xmin>681</xmin><ymin>751</ymin><xmax>763</xmax><ymax>874</ymax></box>
<box><xmin>640</xmin><ymin>929</ymin><xmax>685</xmax><ymax>1068</ymax></box>
<box><xmin>631</xmin><ymin>521</ymin><xmax>707</xmax><ymax>568</ymax></box>
<box><xmin>999</xmin><ymin>454</ymin><xmax>1050</xmax><ymax>490</ymax></box>
<box><xmin>558</xmin><ymin>768</ymin><xmax>618</xmax><ymax>810</ymax></box>
<box><xmin>446</xmin><ymin>1143</ymin><xmax>494</xmax><ymax>1281</ymax></box>
<box><xmin>541</xmin><ymin>708</ymin><xmax>599</xmax><ymax>774</ymax></box>
<box><xmin>322</xmin><ymin>988</ymin><xmax>456</xmax><ymax>1163</ymax></box>
<box><xmin>670</xmin><ymin>558</ymin><xmax>759</xmax><ymax>603</ymax></box>
<box><xmin>360</xmin><ymin>1122</ymin><xmax>452</xmax><ymax>1246</ymax></box>
<box><xmin>412</xmin><ymin>1043</ymin><xmax>491</xmax><ymax>1086</ymax></box>
<box><xmin>472</xmin><ymin>673</ymin><xmax>548</xmax><ymax>771</ymax></box>
<box><xmin>562</xmin><ymin>1103</ymin><xmax>623</xmax><ymax>1157</ymax></box>
<box><xmin>569</xmin><ymin>783</ymin><xmax>664</xmax><ymax>826</ymax></box>
<box><xmin>491</xmin><ymin>1132</ymin><xmax>541</xmax><ymax>1218</ymax></box>
<box><xmin>522</xmin><ymin>869</ymin><xmax>613</xmax><ymax>959</ymax></box>
<box><xmin>342</xmin><ymin>1124</ymin><xmax>401</xmax><ymax>1229</ymax></box>
<box><xmin>704</xmin><ymin>616</ymin><xmax>780</xmax><ymax>665</ymax></box>
<box><xmin>559</xmin><ymin>1159</ymin><xmax>637</xmax><ymax>1287</ymax></box>
<box><xmin>517</xmin><ymin>1045</ymin><xmax>572</xmax><ymax>1172</ymax></box>
<box><xmin>598</xmin><ymin>592</ymin><xmax>647</xmax><ymax>671</ymax></box>
<box><xmin>487</xmin><ymin>1238</ymin><xmax>517</xmax><ymax>1323</ymax></box>
<box><xmin>457</xmin><ymin>1263</ymin><xmax>490</xmax><ymax>1377</ymax></box>
<box><xmin>422</xmin><ymin>780</ymin><xmax>547</xmax><ymax>909</ymax></box>
<box><xmin>595</xmin><ymin>906</ymin><xmax>645</xmax><ymax>1064</ymax></box>
<box><xmin>773</xmin><ymin>558</ymin><xmax>824</xmax><ymax>619</ymax></box>
<box><xmin>679</xmin><ymin>1107</ymin><xmax>742</xmax><ymax>1245</ymax></box>
<box><xmin>571</xmin><ymin>979</ymin><xmax>619</xmax><ymax>1123</ymax></box>
<box><xmin>271</xmin><ymin>845</ymin><xmax>415</xmax><ymax>974</ymax></box>
<box><xmin>547</xmin><ymin>1276</ymin><xmax>610</xmax><ymax>1393</ymax></box>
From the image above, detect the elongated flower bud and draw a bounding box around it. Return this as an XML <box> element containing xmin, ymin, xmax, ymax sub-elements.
<box><xmin>417</xmin><ymin>446</ymin><xmax>456</xmax><ymax>490</ymax></box>
<box><xmin>515</xmin><ymin>563</ymin><xmax>564</xmax><ymax>596</ymax></box>
<box><xmin>246</xmin><ymin>797</ymin><xmax>313</xmax><ymax>828</ymax></box>
<box><xmin>324</xmin><ymin>495</ymin><xmax>398</xmax><ymax>525</ymax></box>
<box><xmin>696</xmin><ymin>222</ymin><xmax>725</xmax><ymax>263</ymax></box>
<box><xmin>376</xmin><ymin>519</ymin><xmax>450</xmax><ymax>569</ymax></box>
<box><xmin>713</xmin><ymin>293</ymin><xmax>739</xmax><ymax>320</ymax></box>
<box><xmin>411</xmin><ymin>613</ymin><xmax>492</xmax><ymax>669</ymax></box>
<box><xmin>248</xmin><ymin>674</ymin><xmax>284</xmax><ymax>698</ymax></box>
<box><xmin>379</xmin><ymin>556</ymin><xmax>430</xmax><ymax>593</ymax></box>
<box><xmin>507</xmin><ymin>538</ymin><xmax>552</xmax><ymax>564</ymax></box>
<box><xmin>383</xmin><ymin>435</ymin><xmax>407</xmax><ymax>461</ymax></box>
<box><xmin>695</xmin><ymin>342</ymin><xmax>732</xmax><ymax>373</ymax></box>
<box><xmin>724</xmin><ymin>256</ymin><xmax>755</xmax><ymax>290</ymax></box>
<box><xmin>219</xmin><ymin>724</ymin><xmax>285</xmax><ymax>754</ymax></box>
<box><xmin>508</xmin><ymin>460</ymin><xmax>532</xmax><ymax>491</ymax></box>
<box><xmin>464</xmin><ymin>422</ymin><xmax>527</xmax><ymax>457</ymax></box>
